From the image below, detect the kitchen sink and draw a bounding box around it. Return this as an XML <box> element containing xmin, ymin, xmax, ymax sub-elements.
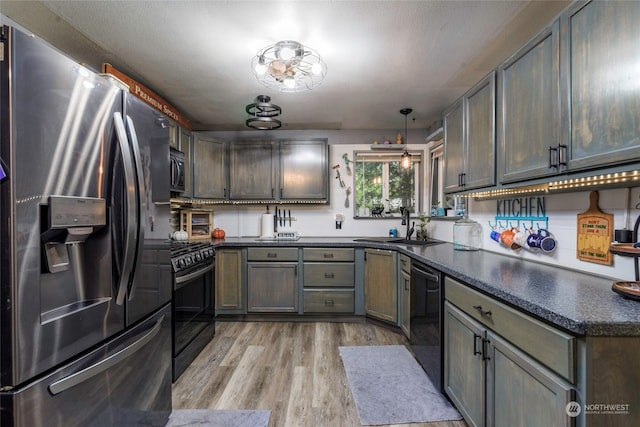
<box><xmin>353</xmin><ymin>237</ymin><xmax>444</xmax><ymax>246</ymax></box>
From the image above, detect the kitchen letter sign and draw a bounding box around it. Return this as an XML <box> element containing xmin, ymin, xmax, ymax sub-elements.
<box><xmin>576</xmin><ymin>191</ymin><xmax>613</xmax><ymax>265</ymax></box>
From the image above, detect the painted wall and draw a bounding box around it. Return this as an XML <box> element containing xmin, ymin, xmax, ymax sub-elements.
<box><xmin>198</xmin><ymin>130</ymin><xmax>637</xmax><ymax>282</ymax></box>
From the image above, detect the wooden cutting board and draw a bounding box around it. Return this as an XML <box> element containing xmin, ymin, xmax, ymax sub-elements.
<box><xmin>577</xmin><ymin>191</ymin><xmax>613</xmax><ymax>265</ymax></box>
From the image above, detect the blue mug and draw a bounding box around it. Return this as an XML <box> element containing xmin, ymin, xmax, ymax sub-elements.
<box><xmin>527</xmin><ymin>229</ymin><xmax>556</xmax><ymax>253</ymax></box>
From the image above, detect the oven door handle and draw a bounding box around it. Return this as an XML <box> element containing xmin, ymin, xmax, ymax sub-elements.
<box><xmin>175</xmin><ymin>263</ymin><xmax>214</xmax><ymax>289</ymax></box>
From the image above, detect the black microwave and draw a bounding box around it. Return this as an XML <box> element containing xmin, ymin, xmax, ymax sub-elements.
<box><xmin>170</xmin><ymin>148</ymin><xmax>185</xmax><ymax>192</ymax></box>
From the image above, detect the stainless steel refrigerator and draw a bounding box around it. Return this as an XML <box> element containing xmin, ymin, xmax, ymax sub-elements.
<box><xmin>0</xmin><ymin>25</ymin><xmax>172</xmax><ymax>426</ymax></box>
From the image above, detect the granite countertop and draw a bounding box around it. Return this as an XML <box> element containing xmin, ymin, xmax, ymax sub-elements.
<box><xmin>207</xmin><ymin>236</ymin><xmax>640</xmax><ymax>337</ymax></box>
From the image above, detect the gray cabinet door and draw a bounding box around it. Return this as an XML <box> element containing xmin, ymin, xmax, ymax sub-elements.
<box><xmin>486</xmin><ymin>332</ymin><xmax>573</xmax><ymax>427</ymax></box>
<box><xmin>444</xmin><ymin>98</ymin><xmax>465</xmax><ymax>193</ymax></box>
<box><xmin>364</xmin><ymin>249</ymin><xmax>397</xmax><ymax>323</ymax></box>
<box><xmin>280</xmin><ymin>139</ymin><xmax>328</xmax><ymax>200</ymax></box>
<box><xmin>465</xmin><ymin>71</ymin><xmax>496</xmax><ymax>190</ymax></box>
<box><xmin>247</xmin><ymin>263</ymin><xmax>298</xmax><ymax>312</ymax></box>
<box><xmin>444</xmin><ymin>302</ymin><xmax>486</xmax><ymax>427</ymax></box>
<box><xmin>498</xmin><ymin>19</ymin><xmax>561</xmax><ymax>183</ymax></box>
<box><xmin>193</xmin><ymin>135</ymin><xmax>227</xmax><ymax>199</ymax></box>
<box><xmin>215</xmin><ymin>249</ymin><xmax>243</xmax><ymax>312</ymax></box>
<box><xmin>563</xmin><ymin>1</ymin><xmax>640</xmax><ymax>171</ymax></box>
<box><xmin>230</xmin><ymin>141</ymin><xmax>276</xmax><ymax>199</ymax></box>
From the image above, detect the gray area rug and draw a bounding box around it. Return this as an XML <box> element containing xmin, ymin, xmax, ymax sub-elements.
<box><xmin>165</xmin><ymin>409</ymin><xmax>270</xmax><ymax>427</ymax></box>
<box><xmin>339</xmin><ymin>345</ymin><xmax>462</xmax><ymax>426</ymax></box>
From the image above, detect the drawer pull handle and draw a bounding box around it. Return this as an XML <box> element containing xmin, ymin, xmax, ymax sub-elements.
<box><xmin>324</xmin><ymin>299</ymin><xmax>334</xmax><ymax>307</ymax></box>
<box><xmin>267</xmin><ymin>253</ymin><xmax>278</xmax><ymax>258</ymax></box>
<box><xmin>473</xmin><ymin>334</ymin><xmax>482</xmax><ymax>356</ymax></box>
<box><xmin>324</xmin><ymin>272</ymin><xmax>335</xmax><ymax>279</ymax></box>
<box><xmin>323</xmin><ymin>253</ymin><xmax>334</xmax><ymax>258</ymax></box>
<box><xmin>473</xmin><ymin>305</ymin><xmax>492</xmax><ymax>317</ymax></box>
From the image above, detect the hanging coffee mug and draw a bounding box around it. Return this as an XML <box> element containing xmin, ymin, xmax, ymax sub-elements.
<box><xmin>513</xmin><ymin>228</ymin><xmax>531</xmax><ymax>250</ymax></box>
<box><xmin>527</xmin><ymin>229</ymin><xmax>556</xmax><ymax>253</ymax></box>
<box><xmin>500</xmin><ymin>227</ymin><xmax>521</xmax><ymax>250</ymax></box>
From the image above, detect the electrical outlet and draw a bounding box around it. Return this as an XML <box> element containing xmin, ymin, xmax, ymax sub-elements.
<box><xmin>335</xmin><ymin>213</ymin><xmax>345</xmax><ymax>229</ymax></box>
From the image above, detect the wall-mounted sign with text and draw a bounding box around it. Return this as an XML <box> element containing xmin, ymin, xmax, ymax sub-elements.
<box><xmin>101</xmin><ymin>63</ymin><xmax>191</xmax><ymax>130</ymax></box>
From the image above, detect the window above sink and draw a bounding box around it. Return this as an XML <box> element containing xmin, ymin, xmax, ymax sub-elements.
<box><xmin>353</xmin><ymin>150</ymin><xmax>423</xmax><ymax>218</ymax></box>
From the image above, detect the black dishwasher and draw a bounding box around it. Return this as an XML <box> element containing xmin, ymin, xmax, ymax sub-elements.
<box><xmin>410</xmin><ymin>262</ymin><xmax>443</xmax><ymax>392</ymax></box>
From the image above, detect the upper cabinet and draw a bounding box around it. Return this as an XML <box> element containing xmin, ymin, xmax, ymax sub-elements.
<box><xmin>444</xmin><ymin>71</ymin><xmax>496</xmax><ymax>194</ymax></box>
<box><xmin>443</xmin><ymin>98</ymin><xmax>464</xmax><ymax>193</ymax></box>
<box><xmin>229</xmin><ymin>140</ymin><xmax>277</xmax><ymax>200</ymax></box>
<box><xmin>192</xmin><ymin>138</ymin><xmax>329</xmax><ymax>203</ymax></box>
<box><xmin>561</xmin><ymin>0</ymin><xmax>640</xmax><ymax>172</ymax></box>
<box><xmin>279</xmin><ymin>139</ymin><xmax>329</xmax><ymax>200</ymax></box>
<box><xmin>193</xmin><ymin>135</ymin><xmax>228</xmax><ymax>199</ymax></box>
<box><xmin>497</xmin><ymin>20</ymin><xmax>561</xmax><ymax>184</ymax></box>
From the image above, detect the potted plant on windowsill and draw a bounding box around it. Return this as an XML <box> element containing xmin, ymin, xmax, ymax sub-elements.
<box><xmin>417</xmin><ymin>213</ymin><xmax>431</xmax><ymax>240</ymax></box>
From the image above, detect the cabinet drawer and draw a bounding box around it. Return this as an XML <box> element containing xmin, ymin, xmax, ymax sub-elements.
<box><xmin>303</xmin><ymin>248</ymin><xmax>354</xmax><ymax>262</ymax></box>
<box><xmin>303</xmin><ymin>263</ymin><xmax>354</xmax><ymax>287</ymax></box>
<box><xmin>247</xmin><ymin>247</ymin><xmax>298</xmax><ymax>261</ymax></box>
<box><xmin>445</xmin><ymin>276</ymin><xmax>575</xmax><ymax>383</ymax></box>
<box><xmin>303</xmin><ymin>289</ymin><xmax>355</xmax><ymax>313</ymax></box>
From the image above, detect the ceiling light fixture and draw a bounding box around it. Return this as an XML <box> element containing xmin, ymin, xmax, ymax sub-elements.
<box><xmin>400</xmin><ymin>108</ymin><xmax>413</xmax><ymax>169</ymax></box>
<box><xmin>252</xmin><ymin>40</ymin><xmax>326</xmax><ymax>93</ymax></box>
<box><xmin>246</xmin><ymin>95</ymin><xmax>282</xmax><ymax>130</ymax></box>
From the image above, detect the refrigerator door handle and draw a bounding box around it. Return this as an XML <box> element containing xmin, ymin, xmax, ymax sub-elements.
<box><xmin>113</xmin><ymin>112</ymin><xmax>138</xmax><ymax>306</ymax></box>
<box><xmin>125</xmin><ymin>115</ymin><xmax>147</xmax><ymax>302</ymax></box>
<box><xmin>48</xmin><ymin>315</ymin><xmax>164</xmax><ymax>395</ymax></box>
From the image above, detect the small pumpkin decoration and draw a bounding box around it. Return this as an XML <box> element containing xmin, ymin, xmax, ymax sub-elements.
<box><xmin>212</xmin><ymin>228</ymin><xmax>225</xmax><ymax>239</ymax></box>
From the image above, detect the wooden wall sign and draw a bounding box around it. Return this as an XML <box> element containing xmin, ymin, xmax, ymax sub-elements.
<box><xmin>576</xmin><ymin>191</ymin><xmax>613</xmax><ymax>265</ymax></box>
<box><xmin>101</xmin><ymin>63</ymin><xmax>191</xmax><ymax>130</ymax></box>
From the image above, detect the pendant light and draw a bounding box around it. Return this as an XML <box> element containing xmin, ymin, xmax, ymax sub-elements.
<box><xmin>246</xmin><ymin>95</ymin><xmax>282</xmax><ymax>130</ymax></box>
<box><xmin>400</xmin><ymin>108</ymin><xmax>412</xmax><ymax>169</ymax></box>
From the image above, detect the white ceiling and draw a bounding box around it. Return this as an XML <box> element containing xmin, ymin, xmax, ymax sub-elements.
<box><xmin>2</xmin><ymin>1</ymin><xmax>569</xmax><ymax>132</ymax></box>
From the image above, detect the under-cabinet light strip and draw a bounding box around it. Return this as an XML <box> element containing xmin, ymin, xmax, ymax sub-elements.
<box><xmin>470</xmin><ymin>170</ymin><xmax>640</xmax><ymax>200</ymax></box>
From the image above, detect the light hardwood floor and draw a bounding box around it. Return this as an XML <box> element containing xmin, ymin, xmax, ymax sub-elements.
<box><xmin>172</xmin><ymin>320</ymin><xmax>467</xmax><ymax>427</ymax></box>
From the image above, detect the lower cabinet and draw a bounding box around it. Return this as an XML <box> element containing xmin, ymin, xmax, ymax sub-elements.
<box><xmin>302</xmin><ymin>248</ymin><xmax>355</xmax><ymax>314</ymax></box>
<box><xmin>364</xmin><ymin>248</ymin><xmax>397</xmax><ymax>323</ymax></box>
<box><xmin>247</xmin><ymin>248</ymin><xmax>298</xmax><ymax>313</ymax></box>
<box><xmin>215</xmin><ymin>248</ymin><xmax>243</xmax><ymax>313</ymax></box>
<box><xmin>444</xmin><ymin>276</ymin><xmax>575</xmax><ymax>427</ymax></box>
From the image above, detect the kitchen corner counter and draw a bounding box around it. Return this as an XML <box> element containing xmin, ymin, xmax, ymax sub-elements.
<box><xmin>208</xmin><ymin>236</ymin><xmax>640</xmax><ymax>337</ymax></box>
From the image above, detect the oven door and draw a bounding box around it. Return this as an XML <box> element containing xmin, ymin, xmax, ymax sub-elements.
<box><xmin>172</xmin><ymin>262</ymin><xmax>215</xmax><ymax>381</ymax></box>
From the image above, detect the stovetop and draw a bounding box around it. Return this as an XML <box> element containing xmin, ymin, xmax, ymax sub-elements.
<box><xmin>170</xmin><ymin>241</ymin><xmax>215</xmax><ymax>274</ymax></box>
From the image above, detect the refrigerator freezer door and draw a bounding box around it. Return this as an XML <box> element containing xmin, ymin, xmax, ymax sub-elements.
<box><xmin>0</xmin><ymin>26</ymin><xmax>124</xmax><ymax>387</ymax></box>
<box><xmin>0</xmin><ymin>304</ymin><xmax>172</xmax><ymax>427</ymax></box>
<box><xmin>123</xmin><ymin>95</ymin><xmax>171</xmax><ymax>326</ymax></box>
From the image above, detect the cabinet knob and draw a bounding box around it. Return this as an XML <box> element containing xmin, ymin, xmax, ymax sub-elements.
<box><xmin>324</xmin><ymin>272</ymin><xmax>335</xmax><ymax>279</ymax></box>
<box><xmin>324</xmin><ymin>299</ymin><xmax>335</xmax><ymax>307</ymax></box>
<box><xmin>267</xmin><ymin>253</ymin><xmax>278</xmax><ymax>258</ymax></box>
<box><xmin>323</xmin><ymin>253</ymin><xmax>334</xmax><ymax>258</ymax></box>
